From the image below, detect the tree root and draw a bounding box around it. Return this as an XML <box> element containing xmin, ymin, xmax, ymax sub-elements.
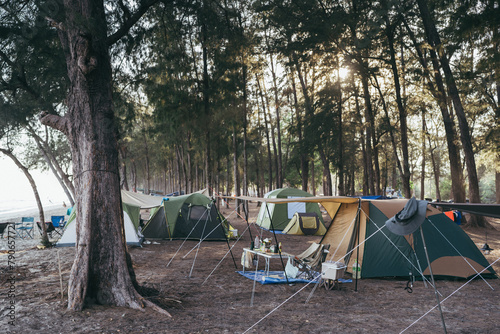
<box><xmin>140</xmin><ymin>298</ymin><xmax>172</xmax><ymax>317</ymax></box>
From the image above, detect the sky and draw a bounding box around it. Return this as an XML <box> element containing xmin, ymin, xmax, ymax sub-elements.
<box><xmin>0</xmin><ymin>156</ymin><xmax>68</xmax><ymax>213</ymax></box>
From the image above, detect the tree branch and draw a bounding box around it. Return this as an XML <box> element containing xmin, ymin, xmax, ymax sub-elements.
<box><xmin>106</xmin><ymin>0</ymin><xmax>161</xmax><ymax>46</ymax></box>
<box><xmin>39</xmin><ymin>111</ymin><xmax>70</xmax><ymax>136</ymax></box>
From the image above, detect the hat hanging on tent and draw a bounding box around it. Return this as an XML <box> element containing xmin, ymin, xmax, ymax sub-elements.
<box><xmin>385</xmin><ymin>197</ymin><xmax>428</xmax><ymax>236</ymax></box>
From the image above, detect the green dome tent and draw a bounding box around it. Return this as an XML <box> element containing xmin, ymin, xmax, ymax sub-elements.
<box><xmin>255</xmin><ymin>188</ymin><xmax>324</xmax><ymax>231</ymax></box>
<box><xmin>322</xmin><ymin>199</ymin><xmax>497</xmax><ymax>279</ymax></box>
<box><xmin>142</xmin><ymin>193</ymin><xmax>231</xmax><ymax>240</ymax></box>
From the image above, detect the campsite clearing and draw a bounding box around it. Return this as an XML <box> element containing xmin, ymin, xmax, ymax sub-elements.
<box><xmin>1</xmin><ymin>202</ymin><xmax>499</xmax><ymax>333</ymax></box>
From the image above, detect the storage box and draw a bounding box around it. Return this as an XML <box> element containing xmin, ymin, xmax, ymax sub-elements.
<box><xmin>321</xmin><ymin>262</ymin><xmax>346</xmax><ymax>280</ymax></box>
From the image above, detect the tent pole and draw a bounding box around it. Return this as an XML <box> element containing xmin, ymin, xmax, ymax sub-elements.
<box><xmin>188</xmin><ymin>205</ymin><xmax>210</xmax><ymax>278</ymax></box>
<box><xmin>354</xmin><ymin>199</ymin><xmax>361</xmax><ymax>292</ymax></box>
<box><xmin>244</xmin><ymin>200</ymin><xmax>254</xmax><ymax>244</ymax></box>
<box><xmin>215</xmin><ymin>203</ymin><xmax>238</xmax><ymax>269</ymax></box>
<box><xmin>419</xmin><ymin>225</ymin><xmax>447</xmax><ymax>333</ymax></box>
<box><xmin>265</xmin><ymin>203</ymin><xmax>289</xmax><ymax>284</ymax></box>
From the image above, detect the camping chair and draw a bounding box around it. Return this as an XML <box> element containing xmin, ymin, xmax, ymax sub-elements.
<box><xmin>292</xmin><ymin>243</ymin><xmax>330</xmax><ymax>280</ymax></box>
<box><xmin>16</xmin><ymin>217</ymin><xmax>34</xmax><ymax>239</ymax></box>
<box><xmin>37</xmin><ymin>221</ymin><xmax>56</xmax><ymax>238</ymax></box>
<box><xmin>50</xmin><ymin>216</ymin><xmax>66</xmax><ymax>236</ymax></box>
<box><xmin>0</xmin><ymin>222</ymin><xmax>12</xmax><ymax>238</ymax></box>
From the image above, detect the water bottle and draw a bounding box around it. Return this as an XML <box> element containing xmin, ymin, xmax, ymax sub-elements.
<box><xmin>352</xmin><ymin>259</ymin><xmax>361</xmax><ymax>279</ymax></box>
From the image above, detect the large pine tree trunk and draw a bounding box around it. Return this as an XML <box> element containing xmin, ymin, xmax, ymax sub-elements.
<box><xmin>269</xmin><ymin>53</ymin><xmax>283</xmax><ymax>188</ymax></box>
<box><xmin>417</xmin><ymin>0</ymin><xmax>483</xmax><ymax>227</ymax></box>
<box><xmin>40</xmin><ymin>0</ymin><xmax>168</xmax><ymax>314</ymax></box>
<box><xmin>256</xmin><ymin>74</ymin><xmax>273</xmax><ymax>190</ymax></box>
<box><xmin>404</xmin><ymin>17</ymin><xmax>466</xmax><ymax>204</ymax></box>
<box><xmin>385</xmin><ymin>18</ymin><xmax>411</xmax><ymax>198</ymax></box>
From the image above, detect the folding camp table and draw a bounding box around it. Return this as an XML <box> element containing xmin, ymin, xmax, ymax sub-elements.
<box><xmin>242</xmin><ymin>248</ymin><xmax>292</xmax><ymax>277</ymax></box>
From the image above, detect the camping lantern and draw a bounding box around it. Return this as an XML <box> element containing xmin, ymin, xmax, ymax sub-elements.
<box><xmin>480</xmin><ymin>243</ymin><xmax>493</xmax><ymax>255</ymax></box>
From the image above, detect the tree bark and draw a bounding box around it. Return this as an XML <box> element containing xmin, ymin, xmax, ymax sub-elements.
<box><xmin>384</xmin><ymin>15</ymin><xmax>411</xmax><ymax>198</ymax></box>
<box><xmin>289</xmin><ymin>68</ymin><xmax>307</xmax><ymax>191</ymax></box>
<box><xmin>232</xmin><ymin>128</ymin><xmax>240</xmax><ymax>213</ymax></box>
<box><xmin>256</xmin><ymin>74</ymin><xmax>273</xmax><ymax>190</ymax></box>
<box><xmin>29</xmin><ymin>129</ymin><xmax>75</xmax><ymax>206</ymax></box>
<box><xmin>420</xmin><ymin>110</ymin><xmax>426</xmax><ymax>200</ymax></box>
<box><xmin>118</xmin><ymin>146</ymin><xmax>129</xmax><ymax>191</ymax></box>
<box><xmin>40</xmin><ymin>0</ymin><xmax>168</xmax><ymax>314</ymax></box>
<box><xmin>417</xmin><ymin>0</ymin><xmax>483</xmax><ymax>226</ymax></box>
<box><xmin>0</xmin><ymin>148</ymin><xmax>49</xmax><ymax>244</ymax></box>
<box><xmin>404</xmin><ymin>16</ymin><xmax>466</xmax><ymax>204</ymax></box>
<box><xmin>269</xmin><ymin>53</ymin><xmax>283</xmax><ymax>188</ymax></box>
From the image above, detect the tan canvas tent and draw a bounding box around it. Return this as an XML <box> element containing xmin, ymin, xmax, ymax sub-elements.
<box><xmin>282</xmin><ymin>212</ymin><xmax>327</xmax><ymax>236</ymax></box>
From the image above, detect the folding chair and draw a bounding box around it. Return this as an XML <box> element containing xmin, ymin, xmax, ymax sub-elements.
<box><xmin>37</xmin><ymin>221</ymin><xmax>56</xmax><ymax>238</ymax></box>
<box><xmin>0</xmin><ymin>222</ymin><xmax>11</xmax><ymax>238</ymax></box>
<box><xmin>16</xmin><ymin>217</ymin><xmax>34</xmax><ymax>239</ymax></box>
<box><xmin>292</xmin><ymin>243</ymin><xmax>330</xmax><ymax>280</ymax></box>
<box><xmin>50</xmin><ymin>216</ymin><xmax>66</xmax><ymax>236</ymax></box>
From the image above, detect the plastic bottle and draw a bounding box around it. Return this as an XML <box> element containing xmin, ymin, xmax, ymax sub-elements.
<box><xmin>352</xmin><ymin>259</ymin><xmax>361</xmax><ymax>279</ymax></box>
<box><xmin>254</xmin><ymin>236</ymin><xmax>260</xmax><ymax>250</ymax></box>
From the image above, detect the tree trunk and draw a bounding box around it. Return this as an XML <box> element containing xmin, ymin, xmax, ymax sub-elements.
<box><xmin>420</xmin><ymin>110</ymin><xmax>426</xmax><ymax>200</ymax></box>
<box><xmin>359</xmin><ymin>70</ymin><xmax>376</xmax><ymax>195</ymax></box>
<box><xmin>242</xmin><ymin>65</ymin><xmax>249</xmax><ymax>196</ymax></box>
<box><xmin>30</xmin><ymin>130</ymin><xmax>75</xmax><ymax>206</ymax></box>
<box><xmin>256</xmin><ymin>74</ymin><xmax>273</xmax><ymax>190</ymax></box>
<box><xmin>294</xmin><ymin>58</ymin><xmax>313</xmax><ymax>192</ymax></box>
<box><xmin>289</xmin><ymin>68</ymin><xmax>307</xmax><ymax>192</ymax></box>
<box><xmin>384</xmin><ymin>17</ymin><xmax>411</xmax><ymax>198</ymax></box>
<box><xmin>186</xmin><ymin>131</ymin><xmax>192</xmax><ymax>193</ymax></box>
<box><xmin>232</xmin><ymin>128</ymin><xmax>240</xmax><ymax>213</ymax></box>
<box><xmin>142</xmin><ymin>130</ymin><xmax>150</xmax><ymax>194</ymax></box>
<box><xmin>318</xmin><ymin>144</ymin><xmax>332</xmax><ymax>196</ymax></box>
<box><xmin>404</xmin><ymin>17</ymin><xmax>466</xmax><ymax>204</ymax></box>
<box><xmin>336</xmin><ymin>62</ymin><xmax>345</xmax><ymax>196</ymax></box>
<box><xmin>0</xmin><ymin>149</ymin><xmax>49</xmax><ymax>245</ymax></box>
<box><xmin>118</xmin><ymin>146</ymin><xmax>129</xmax><ymax>191</ymax></box>
<box><xmin>311</xmin><ymin>159</ymin><xmax>316</xmax><ymax>195</ymax></box>
<box><xmin>417</xmin><ymin>0</ymin><xmax>484</xmax><ymax>227</ymax></box>
<box><xmin>40</xmin><ymin>0</ymin><xmax>168</xmax><ymax>314</ymax></box>
<box><xmin>269</xmin><ymin>53</ymin><xmax>283</xmax><ymax>188</ymax></box>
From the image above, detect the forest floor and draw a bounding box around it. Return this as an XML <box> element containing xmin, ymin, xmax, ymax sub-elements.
<box><xmin>1</xmin><ymin>202</ymin><xmax>499</xmax><ymax>333</ymax></box>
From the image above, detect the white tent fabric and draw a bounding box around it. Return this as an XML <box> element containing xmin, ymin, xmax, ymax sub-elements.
<box><xmin>121</xmin><ymin>190</ymin><xmax>163</xmax><ymax>209</ymax></box>
<box><xmin>56</xmin><ymin>211</ymin><xmax>142</xmax><ymax>247</ymax></box>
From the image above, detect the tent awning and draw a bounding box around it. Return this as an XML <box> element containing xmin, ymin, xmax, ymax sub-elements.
<box><xmin>221</xmin><ymin>195</ymin><xmax>360</xmax><ymax>219</ymax></box>
<box><xmin>221</xmin><ymin>195</ymin><xmax>360</xmax><ymax>204</ymax></box>
<box><xmin>431</xmin><ymin>202</ymin><xmax>500</xmax><ymax>219</ymax></box>
<box><xmin>121</xmin><ymin>190</ymin><xmax>164</xmax><ymax>209</ymax></box>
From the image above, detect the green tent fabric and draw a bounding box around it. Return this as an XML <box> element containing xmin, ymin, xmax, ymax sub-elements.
<box><xmin>142</xmin><ymin>193</ymin><xmax>231</xmax><ymax>240</ymax></box>
<box><xmin>255</xmin><ymin>188</ymin><xmax>324</xmax><ymax>231</ymax></box>
<box><xmin>322</xmin><ymin>199</ymin><xmax>496</xmax><ymax>280</ymax></box>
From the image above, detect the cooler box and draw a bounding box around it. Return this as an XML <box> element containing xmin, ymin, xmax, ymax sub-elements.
<box><xmin>321</xmin><ymin>262</ymin><xmax>346</xmax><ymax>280</ymax></box>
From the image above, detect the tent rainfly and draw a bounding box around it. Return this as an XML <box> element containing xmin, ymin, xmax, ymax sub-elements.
<box><xmin>142</xmin><ymin>193</ymin><xmax>231</xmax><ymax>240</ymax></box>
<box><xmin>56</xmin><ymin>200</ymin><xmax>143</xmax><ymax>247</ymax></box>
<box><xmin>322</xmin><ymin>199</ymin><xmax>497</xmax><ymax>279</ymax></box>
<box><xmin>282</xmin><ymin>212</ymin><xmax>327</xmax><ymax>236</ymax></box>
<box><xmin>255</xmin><ymin>188</ymin><xmax>324</xmax><ymax>231</ymax></box>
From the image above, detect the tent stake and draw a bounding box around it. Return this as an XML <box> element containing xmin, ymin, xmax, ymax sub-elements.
<box><xmin>420</xmin><ymin>225</ymin><xmax>447</xmax><ymax>333</ymax></box>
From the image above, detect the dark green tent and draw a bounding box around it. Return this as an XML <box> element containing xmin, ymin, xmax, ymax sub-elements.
<box><xmin>322</xmin><ymin>199</ymin><xmax>496</xmax><ymax>279</ymax></box>
<box><xmin>142</xmin><ymin>193</ymin><xmax>230</xmax><ymax>240</ymax></box>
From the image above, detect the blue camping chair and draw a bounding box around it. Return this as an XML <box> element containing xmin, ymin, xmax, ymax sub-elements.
<box><xmin>16</xmin><ymin>217</ymin><xmax>34</xmax><ymax>239</ymax></box>
<box><xmin>50</xmin><ymin>216</ymin><xmax>66</xmax><ymax>236</ymax></box>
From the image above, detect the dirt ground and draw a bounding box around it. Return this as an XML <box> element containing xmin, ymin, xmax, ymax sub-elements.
<box><xmin>1</xmin><ymin>202</ymin><xmax>499</xmax><ymax>333</ymax></box>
